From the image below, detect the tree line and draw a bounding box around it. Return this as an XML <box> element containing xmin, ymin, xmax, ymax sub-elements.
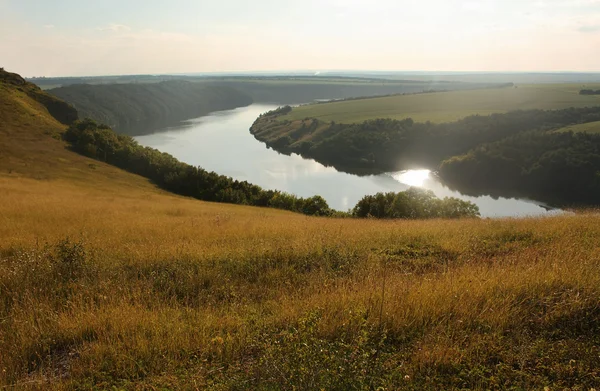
<box><xmin>580</xmin><ymin>89</ymin><xmax>600</xmax><ymax>95</ymax></box>
<box><xmin>64</xmin><ymin>119</ymin><xmax>479</xmax><ymax>219</ymax></box>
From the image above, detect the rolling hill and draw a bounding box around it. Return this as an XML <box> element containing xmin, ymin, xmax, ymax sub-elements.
<box><xmin>1</xmin><ymin>69</ymin><xmax>600</xmax><ymax>390</ymax></box>
<box><xmin>49</xmin><ymin>81</ymin><xmax>253</xmax><ymax>135</ymax></box>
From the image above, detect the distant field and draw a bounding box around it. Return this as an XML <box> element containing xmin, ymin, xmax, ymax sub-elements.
<box><xmin>555</xmin><ymin>120</ymin><xmax>600</xmax><ymax>134</ymax></box>
<box><xmin>283</xmin><ymin>84</ymin><xmax>600</xmax><ymax>123</ymax></box>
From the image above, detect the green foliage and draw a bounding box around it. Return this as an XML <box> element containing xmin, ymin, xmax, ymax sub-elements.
<box><xmin>299</xmin><ymin>195</ymin><xmax>332</xmax><ymax>217</ymax></box>
<box><xmin>63</xmin><ymin>119</ymin><xmax>332</xmax><ymax>216</ymax></box>
<box><xmin>352</xmin><ymin>188</ymin><xmax>480</xmax><ymax>219</ymax></box>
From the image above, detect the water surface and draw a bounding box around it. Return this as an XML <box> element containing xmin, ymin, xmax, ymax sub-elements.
<box><xmin>135</xmin><ymin>104</ymin><xmax>560</xmax><ymax>218</ymax></box>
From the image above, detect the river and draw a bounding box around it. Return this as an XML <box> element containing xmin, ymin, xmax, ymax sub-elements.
<box><xmin>135</xmin><ymin>104</ymin><xmax>560</xmax><ymax>218</ymax></box>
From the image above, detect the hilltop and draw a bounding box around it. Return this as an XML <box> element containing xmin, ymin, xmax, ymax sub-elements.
<box><xmin>0</xmin><ymin>68</ymin><xmax>77</xmax><ymax>127</ymax></box>
<box><xmin>1</xmin><ymin>69</ymin><xmax>599</xmax><ymax>390</ymax></box>
<box><xmin>0</xmin><ymin>68</ymin><xmax>151</xmax><ymax>188</ymax></box>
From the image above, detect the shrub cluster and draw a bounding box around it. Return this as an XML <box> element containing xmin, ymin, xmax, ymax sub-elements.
<box><xmin>352</xmin><ymin>188</ymin><xmax>480</xmax><ymax>219</ymax></box>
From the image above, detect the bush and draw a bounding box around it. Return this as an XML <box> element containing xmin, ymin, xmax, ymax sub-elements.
<box><xmin>352</xmin><ymin>188</ymin><xmax>480</xmax><ymax>219</ymax></box>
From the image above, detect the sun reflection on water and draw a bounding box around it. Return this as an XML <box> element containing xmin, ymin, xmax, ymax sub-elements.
<box><xmin>392</xmin><ymin>169</ymin><xmax>431</xmax><ymax>187</ymax></box>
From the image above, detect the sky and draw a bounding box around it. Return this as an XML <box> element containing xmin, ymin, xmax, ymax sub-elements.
<box><xmin>1</xmin><ymin>0</ymin><xmax>599</xmax><ymax>76</ymax></box>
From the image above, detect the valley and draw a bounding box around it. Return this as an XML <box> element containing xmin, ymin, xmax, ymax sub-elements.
<box><xmin>1</xmin><ymin>68</ymin><xmax>599</xmax><ymax>390</ymax></box>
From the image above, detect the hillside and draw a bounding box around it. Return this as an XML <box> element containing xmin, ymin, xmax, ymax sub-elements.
<box><xmin>49</xmin><ymin>81</ymin><xmax>253</xmax><ymax>135</ymax></box>
<box><xmin>283</xmin><ymin>84</ymin><xmax>600</xmax><ymax>124</ymax></box>
<box><xmin>0</xmin><ymin>68</ymin><xmax>154</xmax><ymax>189</ymax></box>
<box><xmin>0</xmin><ymin>68</ymin><xmax>77</xmax><ymax>127</ymax></box>
<box><xmin>1</xmin><ymin>70</ymin><xmax>600</xmax><ymax>390</ymax></box>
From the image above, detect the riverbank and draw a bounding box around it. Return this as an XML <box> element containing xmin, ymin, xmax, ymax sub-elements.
<box><xmin>250</xmin><ymin>105</ymin><xmax>600</xmax><ymax>208</ymax></box>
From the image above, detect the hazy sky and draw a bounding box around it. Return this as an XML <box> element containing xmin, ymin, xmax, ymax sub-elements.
<box><xmin>1</xmin><ymin>0</ymin><xmax>599</xmax><ymax>76</ymax></box>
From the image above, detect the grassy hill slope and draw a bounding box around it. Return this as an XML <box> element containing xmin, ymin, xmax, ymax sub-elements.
<box><xmin>1</xmin><ymin>70</ymin><xmax>600</xmax><ymax>390</ymax></box>
<box><xmin>0</xmin><ymin>69</ymin><xmax>158</xmax><ymax>191</ymax></box>
<box><xmin>284</xmin><ymin>84</ymin><xmax>600</xmax><ymax>124</ymax></box>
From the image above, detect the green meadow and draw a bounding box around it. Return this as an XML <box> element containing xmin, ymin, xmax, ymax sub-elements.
<box><xmin>284</xmin><ymin>84</ymin><xmax>600</xmax><ymax>124</ymax></box>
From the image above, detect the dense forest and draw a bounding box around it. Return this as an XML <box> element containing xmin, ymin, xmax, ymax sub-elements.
<box><xmin>64</xmin><ymin>119</ymin><xmax>478</xmax><ymax>219</ymax></box>
<box><xmin>252</xmin><ymin>106</ymin><xmax>600</xmax><ymax>206</ymax></box>
<box><xmin>50</xmin><ymin>81</ymin><xmax>253</xmax><ymax>135</ymax></box>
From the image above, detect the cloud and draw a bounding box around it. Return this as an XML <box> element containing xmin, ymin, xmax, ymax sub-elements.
<box><xmin>2</xmin><ymin>0</ymin><xmax>600</xmax><ymax>76</ymax></box>
<box><xmin>98</xmin><ymin>24</ymin><xmax>132</xmax><ymax>33</ymax></box>
<box><xmin>43</xmin><ymin>24</ymin><xmax>55</xmax><ymax>29</ymax></box>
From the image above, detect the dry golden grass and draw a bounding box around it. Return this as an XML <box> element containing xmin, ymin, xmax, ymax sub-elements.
<box><xmin>1</xmin><ymin>174</ymin><xmax>599</xmax><ymax>390</ymax></box>
<box><xmin>1</xmin><ymin>80</ymin><xmax>600</xmax><ymax>389</ymax></box>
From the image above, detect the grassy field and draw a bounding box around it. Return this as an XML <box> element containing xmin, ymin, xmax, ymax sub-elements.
<box><xmin>283</xmin><ymin>84</ymin><xmax>600</xmax><ymax>124</ymax></box>
<box><xmin>2</xmin><ymin>173</ymin><xmax>600</xmax><ymax>390</ymax></box>
<box><xmin>555</xmin><ymin>120</ymin><xmax>600</xmax><ymax>134</ymax></box>
<box><xmin>2</xmin><ymin>76</ymin><xmax>600</xmax><ymax>389</ymax></box>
